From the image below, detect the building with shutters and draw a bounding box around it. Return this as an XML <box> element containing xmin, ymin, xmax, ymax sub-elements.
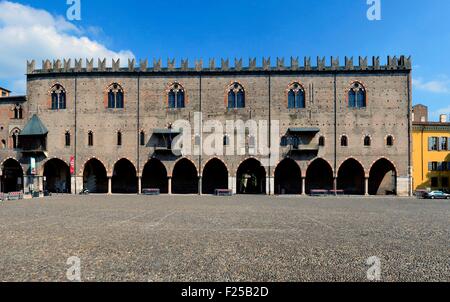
<box><xmin>412</xmin><ymin>105</ymin><xmax>450</xmax><ymax>192</ymax></box>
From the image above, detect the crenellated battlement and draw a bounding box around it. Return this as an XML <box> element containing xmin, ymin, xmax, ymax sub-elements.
<box><xmin>27</xmin><ymin>56</ymin><xmax>412</xmax><ymax>74</ymax></box>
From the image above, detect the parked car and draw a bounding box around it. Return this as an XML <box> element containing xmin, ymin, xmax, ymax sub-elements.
<box><xmin>424</xmin><ymin>191</ymin><xmax>450</xmax><ymax>200</ymax></box>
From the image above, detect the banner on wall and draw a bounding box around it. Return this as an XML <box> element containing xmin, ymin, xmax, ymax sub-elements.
<box><xmin>30</xmin><ymin>157</ymin><xmax>36</xmax><ymax>175</ymax></box>
<box><xmin>70</xmin><ymin>156</ymin><xmax>75</xmax><ymax>175</ymax></box>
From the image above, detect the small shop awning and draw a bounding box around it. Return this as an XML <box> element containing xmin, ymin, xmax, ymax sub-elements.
<box><xmin>19</xmin><ymin>115</ymin><xmax>48</xmax><ymax>136</ymax></box>
<box><xmin>153</xmin><ymin>129</ymin><xmax>182</xmax><ymax>135</ymax></box>
<box><xmin>288</xmin><ymin>127</ymin><xmax>320</xmax><ymax>134</ymax></box>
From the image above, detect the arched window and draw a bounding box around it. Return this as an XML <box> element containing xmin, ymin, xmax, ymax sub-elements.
<box><xmin>50</xmin><ymin>84</ymin><xmax>66</xmax><ymax>110</ymax></box>
<box><xmin>287</xmin><ymin>82</ymin><xmax>305</xmax><ymax>109</ymax></box>
<box><xmin>348</xmin><ymin>82</ymin><xmax>366</xmax><ymax>108</ymax></box>
<box><xmin>88</xmin><ymin>131</ymin><xmax>94</xmax><ymax>146</ymax></box>
<box><xmin>168</xmin><ymin>83</ymin><xmax>185</xmax><ymax>109</ymax></box>
<box><xmin>280</xmin><ymin>136</ymin><xmax>288</xmax><ymax>147</ymax></box>
<box><xmin>117</xmin><ymin>131</ymin><xmax>122</xmax><ymax>146</ymax></box>
<box><xmin>1</xmin><ymin>139</ymin><xmax>6</xmax><ymax>149</ymax></box>
<box><xmin>341</xmin><ymin>135</ymin><xmax>348</xmax><ymax>147</ymax></box>
<box><xmin>319</xmin><ymin>136</ymin><xmax>325</xmax><ymax>147</ymax></box>
<box><xmin>106</xmin><ymin>83</ymin><xmax>124</xmax><ymax>109</ymax></box>
<box><xmin>223</xmin><ymin>135</ymin><xmax>230</xmax><ymax>146</ymax></box>
<box><xmin>227</xmin><ymin>82</ymin><xmax>245</xmax><ymax>109</ymax></box>
<box><xmin>13</xmin><ymin>104</ymin><xmax>23</xmax><ymax>119</ymax></box>
<box><xmin>11</xmin><ymin>129</ymin><xmax>20</xmax><ymax>149</ymax></box>
<box><xmin>364</xmin><ymin>136</ymin><xmax>371</xmax><ymax>146</ymax></box>
<box><xmin>386</xmin><ymin>135</ymin><xmax>394</xmax><ymax>147</ymax></box>
<box><xmin>65</xmin><ymin>131</ymin><xmax>71</xmax><ymax>147</ymax></box>
<box><xmin>140</xmin><ymin>131</ymin><xmax>146</xmax><ymax>146</ymax></box>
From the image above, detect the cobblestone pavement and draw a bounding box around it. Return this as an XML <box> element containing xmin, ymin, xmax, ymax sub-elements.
<box><xmin>0</xmin><ymin>195</ymin><xmax>448</xmax><ymax>282</ymax></box>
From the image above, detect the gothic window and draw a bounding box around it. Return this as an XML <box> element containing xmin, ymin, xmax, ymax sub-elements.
<box><xmin>364</xmin><ymin>136</ymin><xmax>371</xmax><ymax>146</ymax></box>
<box><xmin>227</xmin><ymin>82</ymin><xmax>245</xmax><ymax>109</ymax></box>
<box><xmin>319</xmin><ymin>136</ymin><xmax>325</xmax><ymax>147</ymax></box>
<box><xmin>65</xmin><ymin>131</ymin><xmax>71</xmax><ymax>147</ymax></box>
<box><xmin>341</xmin><ymin>135</ymin><xmax>348</xmax><ymax>147</ymax></box>
<box><xmin>13</xmin><ymin>104</ymin><xmax>23</xmax><ymax>119</ymax></box>
<box><xmin>223</xmin><ymin>135</ymin><xmax>230</xmax><ymax>146</ymax></box>
<box><xmin>348</xmin><ymin>82</ymin><xmax>366</xmax><ymax>108</ymax></box>
<box><xmin>88</xmin><ymin>131</ymin><xmax>94</xmax><ymax>146</ymax></box>
<box><xmin>168</xmin><ymin>83</ymin><xmax>185</xmax><ymax>109</ymax></box>
<box><xmin>117</xmin><ymin>131</ymin><xmax>122</xmax><ymax>146</ymax></box>
<box><xmin>50</xmin><ymin>84</ymin><xmax>66</xmax><ymax>110</ymax></box>
<box><xmin>140</xmin><ymin>131</ymin><xmax>146</xmax><ymax>146</ymax></box>
<box><xmin>11</xmin><ymin>129</ymin><xmax>20</xmax><ymax>149</ymax></box>
<box><xmin>287</xmin><ymin>82</ymin><xmax>305</xmax><ymax>109</ymax></box>
<box><xmin>386</xmin><ymin>135</ymin><xmax>394</xmax><ymax>147</ymax></box>
<box><xmin>107</xmin><ymin>83</ymin><xmax>124</xmax><ymax>109</ymax></box>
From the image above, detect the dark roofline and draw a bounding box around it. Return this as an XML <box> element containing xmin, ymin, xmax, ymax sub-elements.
<box><xmin>413</xmin><ymin>122</ymin><xmax>450</xmax><ymax>129</ymax></box>
<box><xmin>0</xmin><ymin>96</ymin><xmax>27</xmax><ymax>102</ymax></box>
<box><xmin>0</xmin><ymin>87</ymin><xmax>11</xmax><ymax>93</ymax></box>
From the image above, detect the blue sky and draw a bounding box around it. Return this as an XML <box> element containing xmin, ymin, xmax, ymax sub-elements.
<box><xmin>1</xmin><ymin>0</ymin><xmax>450</xmax><ymax>120</ymax></box>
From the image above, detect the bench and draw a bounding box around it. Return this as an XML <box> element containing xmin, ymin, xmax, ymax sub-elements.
<box><xmin>310</xmin><ymin>189</ymin><xmax>329</xmax><ymax>196</ymax></box>
<box><xmin>7</xmin><ymin>192</ymin><xmax>24</xmax><ymax>201</ymax></box>
<box><xmin>215</xmin><ymin>189</ymin><xmax>233</xmax><ymax>196</ymax></box>
<box><xmin>328</xmin><ymin>190</ymin><xmax>345</xmax><ymax>196</ymax></box>
<box><xmin>142</xmin><ymin>189</ymin><xmax>160</xmax><ymax>196</ymax></box>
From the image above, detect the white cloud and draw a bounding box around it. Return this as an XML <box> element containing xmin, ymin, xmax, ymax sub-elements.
<box><xmin>0</xmin><ymin>1</ymin><xmax>134</xmax><ymax>94</ymax></box>
<box><xmin>412</xmin><ymin>77</ymin><xmax>450</xmax><ymax>94</ymax></box>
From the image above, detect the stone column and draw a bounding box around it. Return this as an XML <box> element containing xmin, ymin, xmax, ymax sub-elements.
<box><xmin>168</xmin><ymin>176</ymin><xmax>172</xmax><ymax>195</ymax></box>
<box><xmin>138</xmin><ymin>176</ymin><xmax>142</xmax><ymax>194</ymax></box>
<box><xmin>71</xmin><ymin>176</ymin><xmax>77</xmax><ymax>194</ymax></box>
<box><xmin>301</xmin><ymin>177</ymin><xmax>306</xmax><ymax>196</ymax></box>
<box><xmin>266</xmin><ymin>177</ymin><xmax>274</xmax><ymax>195</ymax></box>
<box><xmin>198</xmin><ymin>175</ymin><xmax>202</xmax><ymax>195</ymax></box>
<box><xmin>229</xmin><ymin>176</ymin><xmax>236</xmax><ymax>194</ymax></box>
<box><xmin>333</xmin><ymin>177</ymin><xmax>338</xmax><ymax>196</ymax></box>
<box><xmin>38</xmin><ymin>176</ymin><xmax>44</xmax><ymax>193</ymax></box>
<box><xmin>365</xmin><ymin>177</ymin><xmax>369</xmax><ymax>196</ymax></box>
<box><xmin>108</xmin><ymin>177</ymin><xmax>112</xmax><ymax>195</ymax></box>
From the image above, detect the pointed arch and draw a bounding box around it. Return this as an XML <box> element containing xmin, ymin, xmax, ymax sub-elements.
<box><xmin>142</xmin><ymin>159</ymin><xmax>168</xmax><ymax>194</ymax></box>
<box><xmin>105</xmin><ymin>83</ymin><xmax>125</xmax><ymax>109</ymax></box>
<box><xmin>82</xmin><ymin>158</ymin><xmax>108</xmax><ymax>193</ymax></box>
<box><xmin>369</xmin><ymin>158</ymin><xmax>397</xmax><ymax>195</ymax></box>
<box><xmin>112</xmin><ymin>159</ymin><xmax>137</xmax><ymax>194</ymax></box>
<box><xmin>43</xmin><ymin>158</ymin><xmax>71</xmax><ymax>193</ymax></box>
<box><xmin>274</xmin><ymin>158</ymin><xmax>301</xmax><ymax>195</ymax></box>
<box><xmin>1</xmin><ymin>158</ymin><xmax>24</xmax><ymax>193</ymax></box>
<box><xmin>337</xmin><ymin>158</ymin><xmax>365</xmax><ymax>195</ymax></box>
<box><xmin>202</xmin><ymin>158</ymin><xmax>229</xmax><ymax>194</ymax></box>
<box><xmin>167</xmin><ymin>82</ymin><xmax>186</xmax><ymax>109</ymax></box>
<box><xmin>172</xmin><ymin>158</ymin><xmax>198</xmax><ymax>194</ymax></box>
<box><xmin>348</xmin><ymin>81</ymin><xmax>366</xmax><ymax>108</ymax></box>
<box><xmin>227</xmin><ymin>82</ymin><xmax>245</xmax><ymax>109</ymax></box>
<box><xmin>236</xmin><ymin>158</ymin><xmax>266</xmax><ymax>195</ymax></box>
<box><xmin>49</xmin><ymin>83</ymin><xmax>66</xmax><ymax>110</ymax></box>
<box><xmin>306</xmin><ymin>158</ymin><xmax>334</xmax><ymax>194</ymax></box>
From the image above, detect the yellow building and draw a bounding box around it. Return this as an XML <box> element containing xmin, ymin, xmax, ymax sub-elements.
<box><xmin>0</xmin><ymin>87</ymin><xmax>11</xmax><ymax>97</ymax></box>
<box><xmin>412</xmin><ymin>105</ymin><xmax>450</xmax><ymax>192</ymax></box>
